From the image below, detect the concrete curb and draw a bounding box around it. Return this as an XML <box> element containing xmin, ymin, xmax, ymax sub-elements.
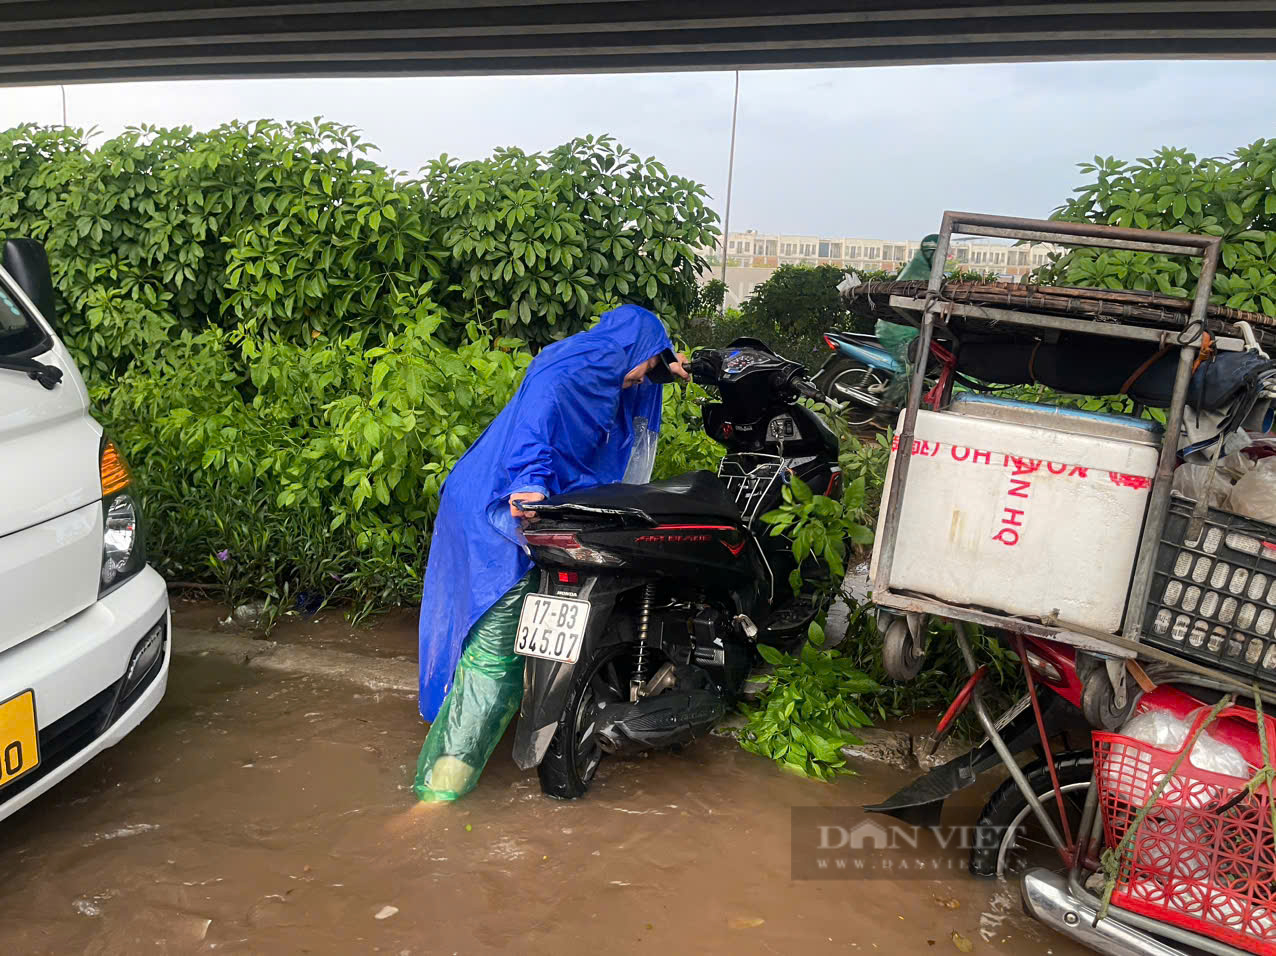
<box><xmin>174</xmin><ymin>629</ymin><xmax>417</xmax><ymax>695</ymax></box>
<box><xmin>840</xmin><ymin>727</ymin><xmax>917</xmax><ymax>770</ymax></box>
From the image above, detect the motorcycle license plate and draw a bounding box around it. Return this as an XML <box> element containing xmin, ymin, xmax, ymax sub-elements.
<box><xmin>515</xmin><ymin>594</ymin><xmax>590</xmax><ymax>664</ymax></box>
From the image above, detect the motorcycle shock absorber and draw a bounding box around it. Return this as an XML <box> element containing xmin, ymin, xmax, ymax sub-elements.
<box><xmin>630</xmin><ymin>582</ymin><xmax>656</xmax><ymax>702</ymax></box>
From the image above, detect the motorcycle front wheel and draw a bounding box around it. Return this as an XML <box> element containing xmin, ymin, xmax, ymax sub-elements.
<box><xmin>537</xmin><ymin>643</ymin><xmax>632</xmax><ymax>799</ymax></box>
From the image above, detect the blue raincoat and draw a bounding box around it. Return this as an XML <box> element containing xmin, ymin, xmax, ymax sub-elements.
<box><xmin>417</xmin><ymin>305</ymin><xmax>674</xmax><ymax>720</ymax></box>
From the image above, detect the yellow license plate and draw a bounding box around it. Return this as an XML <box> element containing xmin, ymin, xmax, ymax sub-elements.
<box><xmin>0</xmin><ymin>690</ymin><xmax>39</xmax><ymax>789</ymax></box>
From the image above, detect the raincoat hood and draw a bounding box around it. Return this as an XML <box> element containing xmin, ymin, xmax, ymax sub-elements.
<box><xmin>417</xmin><ymin>304</ymin><xmax>674</xmax><ymax>720</ymax></box>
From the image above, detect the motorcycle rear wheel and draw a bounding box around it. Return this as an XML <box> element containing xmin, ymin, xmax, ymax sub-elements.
<box><xmin>537</xmin><ymin>643</ymin><xmax>631</xmax><ymax>799</ymax></box>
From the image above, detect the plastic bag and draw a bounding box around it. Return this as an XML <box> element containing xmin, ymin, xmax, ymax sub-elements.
<box><xmin>1172</xmin><ymin>463</ymin><xmax>1234</xmax><ymax>508</ymax></box>
<box><xmin>875</xmin><ymin>319</ymin><xmax>918</xmax><ymax>404</ymax></box>
<box><xmin>1118</xmin><ymin>707</ymin><xmax>1249</xmax><ymax>779</ymax></box>
<box><xmin>875</xmin><ymin>319</ymin><xmax>919</xmax><ymax>362</ymax></box>
<box><xmin>1228</xmin><ymin>458</ymin><xmax>1276</xmax><ymax>523</ymax></box>
<box><xmin>1220</xmin><ymin>449</ymin><xmax>1257</xmax><ymax>481</ymax></box>
<box><xmin>622</xmin><ymin>415</ymin><xmax>658</xmax><ymax>485</ymax></box>
<box><xmin>413</xmin><ymin>573</ymin><xmax>535</xmax><ymax>802</ymax></box>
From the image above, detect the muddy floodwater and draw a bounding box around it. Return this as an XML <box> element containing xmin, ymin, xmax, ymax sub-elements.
<box><xmin>0</xmin><ymin>609</ymin><xmax>1083</xmax><ymax>954</ymax></box>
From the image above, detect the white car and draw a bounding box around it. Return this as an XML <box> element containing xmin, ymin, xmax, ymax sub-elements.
<box><xmin>0</xmin><ymin>239</ymin><xmax>169</xmax><ymax>824</ymax></box>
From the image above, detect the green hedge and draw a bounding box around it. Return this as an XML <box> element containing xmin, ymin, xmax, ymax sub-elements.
<box><xmin>0</xmin><ymin>120</ymin><xmax>721</xmax><ymax>621</ymax></box>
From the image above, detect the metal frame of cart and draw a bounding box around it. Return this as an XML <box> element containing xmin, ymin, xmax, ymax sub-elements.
<box><xmin>869</xmin><ymin>211</ymin><xmax>1271</xmax><ymax>954</ymax></box>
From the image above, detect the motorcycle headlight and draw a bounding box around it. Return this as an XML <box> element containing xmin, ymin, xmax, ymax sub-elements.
<box><xmin>99</xmin><ymin>438</ymin><xmax>146</xmax><ymax>596</ymax></box>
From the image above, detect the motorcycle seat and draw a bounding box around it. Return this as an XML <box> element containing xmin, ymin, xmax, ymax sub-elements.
<box><xmin>544</xmin><ymin>470</ymin><xmax>741</xmax><ymax>522</ymax></box>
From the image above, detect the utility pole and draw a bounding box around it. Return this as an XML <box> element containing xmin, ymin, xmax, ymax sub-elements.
<box><xmin>60</xmin><ymin>86</ymin><xmax>67</xmax><ymax>126</ymax></box>
<box><xmin>718</xmin><ymin>70</ymin><xmax>739</xmax><ymax>314</ymax></box>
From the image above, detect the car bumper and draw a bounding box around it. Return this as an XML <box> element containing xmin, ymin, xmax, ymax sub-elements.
<box><xmin>0</xmin><ymin>565</ymin><xmax>170</xmax><ymax>823</ymax></box>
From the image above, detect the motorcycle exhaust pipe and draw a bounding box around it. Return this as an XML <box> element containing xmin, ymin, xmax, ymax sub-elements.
<box><xmin>1020</xmin><ymin>869</ymin><xmax>1185</xmax><ymax>955</ymax></box>
<box><xmin>834</xmin><ymin>384</ymin><xmax>886</xmax><ymax>408</ymax></box>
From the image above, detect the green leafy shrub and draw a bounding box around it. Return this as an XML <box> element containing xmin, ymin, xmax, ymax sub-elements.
<box><xmin>105</xmin><ymin>313</ymin><xmax>718</xmax><ymax>621</ymax></box>
<box><xmin>1044</xmin><ymin>140</ymin><xmax>1276</xmax><ymax>314</ymax></box>
<box><xmin>104</xmin><ymin>311</ymin><xmax>534</xmax><ymax>618</ymax></box>
<box><xmin>690</xmin><ymin>278</ymin><xmax>726</xmax><ymax>317</ymax></box>
<box><xmin>680</xmin><ymin>304</ymin><xmax>743</xmax><ymax>353</ymax></box>
<box><xmin>218</xmin><ymin>123</ymin><xmax>443</xmax><ymax>345</ymax></box>
<box><xmin>736</xmin><ymin>437</ymin><xmax>882</xmax><ymax>781</ymax></box>
<box><xmin>738</xmin><ymin>621</ymin><xmax>879</xmax><ymax>781</ymax></box>
<box><xmin>652</xmin><ymin>381</ymin><xmax>721</xmax><ymax>480</ymax></box>
<box><xmin>0</xmin><ymin>123</ymin><xmax>720</xmax><ymax>373</ymax></box>
<box><xmin>423</xmin><ymin>134</ymin><xmax>719</xmax><ymax>343</ymax></box>
<box><xmin>733</xmin><ymin>264</ymin><xmax>857</xmax><ymax>365</ymax></box>
<box><xmin>0</xmin><ymin>119</ymin><xmax>445</xmax><ymax>378</ymax></box>
<box><xmin>760</xmin><ymin>473</ymin><xmax>873</xmax><ymax>594</ymax></box>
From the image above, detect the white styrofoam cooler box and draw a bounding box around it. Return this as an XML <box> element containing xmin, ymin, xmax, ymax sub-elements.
<box><xmin>870</xmin><ymin>397</ymin><xmax>1162</xmax><ymax>633</ymax></box>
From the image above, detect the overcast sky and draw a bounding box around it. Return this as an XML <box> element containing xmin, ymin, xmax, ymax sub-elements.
<box><xmin>0</xmin><ymin>60</ymin><xmax>1271</xmax><ymax>240</ymax></box>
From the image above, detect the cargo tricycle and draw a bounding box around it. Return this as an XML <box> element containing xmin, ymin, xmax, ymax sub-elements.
<box><xmin>857</xmin><ymin>212</ymin><xmax>1276</xmax><ymax>955</ymax></box>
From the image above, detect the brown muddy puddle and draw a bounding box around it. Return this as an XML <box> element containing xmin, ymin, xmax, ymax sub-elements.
<box><xmin>0</xmin><ymin>639</ymin><xmax>1083</xmax><ymax>955</ymax></box>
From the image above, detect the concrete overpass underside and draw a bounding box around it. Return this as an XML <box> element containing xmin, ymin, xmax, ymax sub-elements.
<box><xmin>3</xmin><ymin>1</ymin><xmax>1276</xmax><ymax>86</ymax></box>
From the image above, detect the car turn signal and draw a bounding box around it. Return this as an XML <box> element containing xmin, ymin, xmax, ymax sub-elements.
<box><xmin>100</xmin><ymin>438</ymin><xmax>131</xmax><ymax>497</ymax></box>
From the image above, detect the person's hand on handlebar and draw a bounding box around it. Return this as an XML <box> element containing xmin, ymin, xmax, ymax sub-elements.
<box><xmin>510</xmin><ymin>492</ymin><xmax>545</xmax><ymax>520</ymax></box>
<box><xmin>670</xmin><ymin>351</ymin><xmax>691</xmax><ymax>382</ymax></box>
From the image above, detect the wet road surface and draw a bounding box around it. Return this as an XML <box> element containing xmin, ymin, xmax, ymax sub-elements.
<box><xmin>0</xmin><ymin>612</ymin><xmax>1084</xmax><ymax>955</ymax></box>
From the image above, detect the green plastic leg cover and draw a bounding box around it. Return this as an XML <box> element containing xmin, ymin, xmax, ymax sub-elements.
<box><xmin>413</xmin><ymin>573</ymin><xmax>536</xmax><ymax>802</ymax></box>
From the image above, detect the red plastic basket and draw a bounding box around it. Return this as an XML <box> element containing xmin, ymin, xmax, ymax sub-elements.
<box><xmin>1093</xmin><ymin>705</ymin><xmax>1276</xmax><ymax>954</ymax></box>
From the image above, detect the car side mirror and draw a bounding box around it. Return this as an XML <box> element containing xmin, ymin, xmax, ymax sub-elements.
<box><xmin>2</xmin><ymin>239</ymin><xmax>56</xmax><ymax>330</ymax></box>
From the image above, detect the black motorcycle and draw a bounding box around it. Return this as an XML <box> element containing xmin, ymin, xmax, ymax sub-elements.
<box><xmin>512</xmin><ymin>339</ymin><xmax>842</xmax><ymax>798</ymax></box>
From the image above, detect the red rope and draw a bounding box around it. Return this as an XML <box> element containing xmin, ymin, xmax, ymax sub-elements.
<box><xmin>924</xmin><ymin>340</ymin><xmax>956</xmax><ymax>409</ymax></box>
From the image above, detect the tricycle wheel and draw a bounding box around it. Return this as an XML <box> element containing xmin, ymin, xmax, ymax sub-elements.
<box><xmin>970</xmin><ymin>752</ymin><xmax>1094</xmax><ymax>878</ymax></box>
<box><xmin>882</xmin><ymin>617</ymin><xmax>924</xmax><ymax>682</ymax></box>
<box><xmin>1080</xmin><ymin>669</ymin><xmax>1136</xmax><ymax>730</ymax></box>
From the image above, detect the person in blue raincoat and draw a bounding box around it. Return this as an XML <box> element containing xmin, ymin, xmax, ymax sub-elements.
<box><xmin>414</xmin><ymin>304</ymin><xmax>689</xmax><ymax>801</ymax></box>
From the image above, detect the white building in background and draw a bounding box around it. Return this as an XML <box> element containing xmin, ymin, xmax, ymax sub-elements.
<box><xmin>705</xmin><ymin>230</ymin><xmax>1064</xmax><ymax>308</ymax></box>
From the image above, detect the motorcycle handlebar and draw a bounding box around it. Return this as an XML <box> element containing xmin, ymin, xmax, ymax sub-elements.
<box><xmin>686</xmin><ymin>352</ymin><xmax>842</xmax><ymax>409</ymax></box>
<box><xmin>775</xmin><ymin>368</ymin><xmax>829</xmax><ymax>403</ymax></box>
<box><xmin>791</xmin><ymin>376</ymin><xmax>822</xmax><ymax>402</ymax></box>
<box><xmin>793</xmin><ymin>373</ymin><xmax>847</xmax><ymax>411</ymax></box>
<box><xmin>688</xmin><ymin>357</ymin><xmax>715</xmax><ymax>380</ymax></box>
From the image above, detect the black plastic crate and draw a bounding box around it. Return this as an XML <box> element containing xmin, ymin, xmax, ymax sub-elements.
<box><xmin>1143</xmin><ymin>492</ymin><xmax>1276</xmax><ymax>684</ymax></box>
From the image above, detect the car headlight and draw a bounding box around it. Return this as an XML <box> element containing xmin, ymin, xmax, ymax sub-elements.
<box><xmin>99</xmin><ymin>437</ymin><xmax>146</xmax><ymax>596</ymax></box>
